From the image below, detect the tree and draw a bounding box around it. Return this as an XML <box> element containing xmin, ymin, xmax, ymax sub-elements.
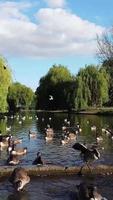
<box><xmin>7</xmin><ymin>82</ymin><xmax>34</xmax><ymax>111</ymax></box>
<box><xmin>0</xmin><ymin>56</ymin><xmax>12</xmax><ymax>113</ymax></box>
<box><xmin>97</xmin><ymin>28</ymin><xmax>113</xmax><ymax>105</ymax></box>
<box><xmin>35</xmin><ymin>64</ymin><xmax>76</xmax><ymax>110</ymax></box>
<box><xmin>75</xmin><ymin>65</ymin><xmax>109</xmax><ymax>109</ymax></box>
<box><xmin>97</xmin><ymin>27</ymin><xmax>113</xmax><ymax>62</ymax></box>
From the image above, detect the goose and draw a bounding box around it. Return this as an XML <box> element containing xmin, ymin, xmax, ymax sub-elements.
<box><xmin>68</xmin><ymin>133</ymin><xmax>77</xmax><ymax>140</ymax></box>
<box><xmin>6</xmin><ymin>126</ymin><xmax>11</xmax><ymax>131</ymax></box>
<box><xmin>72</xmin><ymin>143</ymin><xmax>100</xmax><ymax>175</ymax></box>
<box><xmin>32</xmin><ymin>152</ymin><xmax>43</xmax><ymax>165</ymax></box>
<box><xmin>61</xmin><ymin>135</ymin><xmax>70</xmax><ymax>145</ymax></box>
<box><xmin>91</xmin><ymin>126</ymin><xmax>96</xmax><ymax>131</ymax></box>
<box><xmin>76</xmin><ymin>182</ymin><xmax>107</xmax><ymax>200</ymax></box>
<box><xmin>11</xmin><ymin>147</ymin><xmax>27</xmax><ymax>156</ymax></box>
<box><xmin>9</xmin><ymin>167</ymin><xmax>30</xmax><ymax>191</ymax></box>
<box><xmin>0</xmin><ymin>135</ymin><xmax>8</xmax><ymax>148</ymax></box>
<box><xmin>14</xmin><ymin>138</ymin><xmax>22</xmax><ymax>144</ymax></box>
<box><xmin>45</xmin><ymin>126</ymin><xmax>54</xmax><ymax>141</ymax></box>
<box><xmin>7</xmin><ymin>153</ymin><xmax>20</xmax><ymax>165</ymax></box>
<box><xmin>96</xmin><ymin>136</ymin><xmax>103</xmax><ymax>142</ymax></box>
<box><xmin>29</xmin><ymin>130</ymin><xmax>37</xmax><ymax>138</ymax></box>
<box><xmin>45</xmin><ymin>135</ymin><xmax>53</xmax><ymax>141</ymax></box>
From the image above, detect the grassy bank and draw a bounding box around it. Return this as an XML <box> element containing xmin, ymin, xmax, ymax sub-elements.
<box><xmin>72</xmin><ymin>107</ymin><xmax>113</xmax><ymax>115</ymax></box>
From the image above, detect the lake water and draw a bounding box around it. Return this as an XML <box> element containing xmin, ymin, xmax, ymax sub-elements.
<box><xmin>0</xmin><ymin>111</ymin><xmax>113</xmax><ymax>199</ymax></box>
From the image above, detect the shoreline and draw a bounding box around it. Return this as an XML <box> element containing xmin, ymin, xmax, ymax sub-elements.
<box><xmin>1</xmin><ymin>108</ymin><xmax>113</xmax><ymax>119</ymax></box>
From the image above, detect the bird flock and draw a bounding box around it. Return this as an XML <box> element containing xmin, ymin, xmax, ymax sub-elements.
<box><xmin>0</xmin><ymin>115</ymin><xmax>110</xmax><ymax>199</ymax></box>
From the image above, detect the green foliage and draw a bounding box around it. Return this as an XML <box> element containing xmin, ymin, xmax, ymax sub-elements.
<box><xmin>75</xmin><ymin>65</ymin><xmax>109</xmax><ymax>109</ymax></box>
<box><xmin>36</xmin><ymin>64</ymin><xmax>76</xmax><ymax>110</ymax></box>
<box><xmin>0</xmin><ymin>56</ymin><xmax>12</xmax><ymax>112</ymax></box>
<box><xmin>7</xmin><ymin>82</ymin><xmax>34</xmax><ymax>111</ymax></box>
<box><xmin>102</xmin><ymin>60</ymin><xmax>113</xmax><ymax>105</ymax></box>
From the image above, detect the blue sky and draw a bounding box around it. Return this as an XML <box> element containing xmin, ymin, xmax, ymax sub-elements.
<box><xmin>0</xmin><ymin>0</ymin><xmax>113</xmax><ymax>91</ymax></box>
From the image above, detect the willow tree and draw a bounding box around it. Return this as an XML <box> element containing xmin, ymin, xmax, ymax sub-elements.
<box><xmin>7</xmin><ymin>82</ymin><xmax>34</xmax><ymax>111</ymax></box>
<box><xmin>35</xmin><ymin>64</ymin><xmax>76</xmax><ymax>110</ymax></box>
<box><xmin>75</xmin><ymin>65</ymin><xmax>109</xmax><ymax>109</ymax></box>
<box><xmin>0</xmin><ymin>56</ymin><xmax>12</xmax><ymax>113</ymax></box>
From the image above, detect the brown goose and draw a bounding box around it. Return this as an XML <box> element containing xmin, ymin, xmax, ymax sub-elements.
<box><xmin>9</xmin><ymin>167</ymin><xmax>30</xmax><ymax>191</ymax></box>
<box><xmin>11</xmin><ymin>147</ymin><xmax>27</xmax><ymax>156</ymax></box>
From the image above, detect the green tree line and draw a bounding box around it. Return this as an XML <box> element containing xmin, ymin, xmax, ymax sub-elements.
<box><xmin>35</xmin><ymin>64</ymin><xmax>110</xmax><ymax>110</ymax></box>
<box><xmin>0</xmin><ymin>52</ymin><xmax>113</xmax><ymax>113</ymax></box>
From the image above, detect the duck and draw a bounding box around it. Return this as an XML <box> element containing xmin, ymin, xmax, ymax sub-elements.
<box><xmin>32</xmin><ymin>152</ymin><xmax>44</xmax><ymax>165</ymax></box>
<box><xmin>29</xmin><ymin>130</ymin><xmax>37</xmax><ymax>138</ymax></box>
<box><xmin>76</xmin><ymin>182</ymin><xmax>107</xmax><ymax>200</ymax></box>
<box><xmin>11</xmin><ymin>147</ymin><xmax>27</xmax><ymax>156</ymax></box>
<box><xmin>9</xmin><ymin>167</ymin><xmax>30</xmax><ymax>191</ymax></box>
<box><xmin>72</xmin><ymin>142</ymin><xmax>100</xmax><ymax>175</ymax></box>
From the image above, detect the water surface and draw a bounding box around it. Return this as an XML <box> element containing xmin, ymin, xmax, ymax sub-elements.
<box><xmin>0</xmin><ymin>112</ymin><xmax>113</xmax><ymax>199</ymax></box>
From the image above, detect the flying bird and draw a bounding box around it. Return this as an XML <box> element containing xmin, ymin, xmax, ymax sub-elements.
<box><xmin>72</xmin><ymin>142</ymin><xmax>100</xmax><ymax>175</ymax></box>
<box><xmin>49</xmin><ymin>95</ymin><xmax>53</xmax><ymax>100</ymax></box>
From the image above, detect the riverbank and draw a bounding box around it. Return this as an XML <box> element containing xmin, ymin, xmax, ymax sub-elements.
<box><xmin>1</xmin><ymin>107</ymin><xmax>113</xmax><ymax>120</ymax></box>
<box><xmin>36</xmin><ymin>107</ymin><xmax>113</xmax><ymax>115</ymax></box>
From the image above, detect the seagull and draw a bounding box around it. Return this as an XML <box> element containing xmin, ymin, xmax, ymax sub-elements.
<box><xmin>9</xmin><ymin>167</ymin><xmax>30</xmax><ymax>191</ymax></box>
<box><xmin>49</xmin><ymin>95</ymin><xmax>53</xmax><ymax>100</ymax></box>
<box><xmin>72</xmin><ymin>143</ymin><xmax>100</xmax><ymax>175</ymax></box>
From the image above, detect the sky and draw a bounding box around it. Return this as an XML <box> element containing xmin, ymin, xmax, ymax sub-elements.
<box><xmin>0</xmin><ymin>0</ymin><xmax>113</xmax><ymax>91</ymax></box>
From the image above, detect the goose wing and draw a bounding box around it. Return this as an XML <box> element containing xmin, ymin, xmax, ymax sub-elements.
<box><xmin>72</xmin><ymin>143</ymin><xmax>88</xmax><ymax>153</ymax></box>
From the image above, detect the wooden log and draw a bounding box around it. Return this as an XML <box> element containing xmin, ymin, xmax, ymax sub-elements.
<box><xmin>0</xmin><ymin>164</ymin><xmax>113</xmax><ymax>179</ymax></box>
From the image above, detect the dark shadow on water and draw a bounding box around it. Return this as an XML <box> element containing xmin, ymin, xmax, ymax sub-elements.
<box><xmin>7</xmin><ymin>191</ymin><xmax>29</xmax><ymax>200</ymax></box>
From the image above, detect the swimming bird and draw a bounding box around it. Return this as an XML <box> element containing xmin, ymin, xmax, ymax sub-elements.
<box><xmin>9</xmin><ymin>167</ymin><xmax>30</xmax><ymax>191</ymax></box>
<box><xmin>7</xmin><ymin>153</ymin><xmax>20</xmax><ymax>165</ymax></box>
<box><xmin>61</xmin><ymin>135</ymin><xmax>70</xmax><ymax>145</ymax></box>
<box><xmin>91</xmin><ymin>125</ymin><xmax>96</xmax><ymax>131</ymax></box>
<box><xmin>76</xmin><ymin>182</ymin><xmax>107</xmax><ymax>200</ymax></box>
<box><xmin>6</xmin><ymin>126</ymin><xmax>11</xmax><ymax>132</ymax></box>
<box><xmin>11</xmin><ymin>147</ymin><xmax>27</xmax><ymax>156</ymax></box>
<box><xmin>45</xmin><ymin>125</ymin><xmax>54</xmax><ymax>141</ymax></box>
<box><xmin>29</xmin><ymin>130</ymin><xmax>37</xmax><ymax>138</ymax></box>
<box><xmin>32</xmin><ymin>152</ymin><xmax>43</xmax><ymax>165</ymax></box>
<box><xmin>72</xmin><ymin>143</ymin><xmax>100</xmax><ymax>175</ymax></box>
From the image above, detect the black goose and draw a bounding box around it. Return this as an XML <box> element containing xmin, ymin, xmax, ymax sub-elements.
<box><xmin>72</xmin><ymin>143</ymin><xmax>100</xmax><ymax>175</ymax></box>
<box><xmin>32</xmin><ymin>152</ymin><xmax>43</xmax><ymax>165</ymax></box>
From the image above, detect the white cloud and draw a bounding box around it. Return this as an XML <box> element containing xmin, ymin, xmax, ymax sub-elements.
<box><xmin>44</xmin><ymin>0</ymin><xmax>66</xmax><ymax>8</ymax></box>
<box><xmin>0</xmin><ymin>1</ymin><xmax>105</xmax><ymax>58</ymax></box>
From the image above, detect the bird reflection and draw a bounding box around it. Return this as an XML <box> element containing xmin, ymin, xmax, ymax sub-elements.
<box><xmin>7</xmin><ymin>191</ymin><xmax>29</xmax><ymax>200</ymax></box>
